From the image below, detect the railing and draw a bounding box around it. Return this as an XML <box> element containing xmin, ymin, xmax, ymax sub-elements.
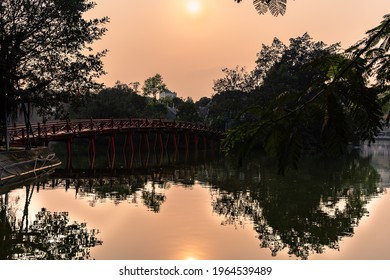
<box><xmin>8</xmin><ymin>118</ymin><xmax>221</xmax><ymax>145</ymax></box>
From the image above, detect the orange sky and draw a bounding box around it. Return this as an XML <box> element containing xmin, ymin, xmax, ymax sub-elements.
<box><xmin>89</xmin><ymin>0</ymin><xmax>389</xmax><ymax>101</ymax></box>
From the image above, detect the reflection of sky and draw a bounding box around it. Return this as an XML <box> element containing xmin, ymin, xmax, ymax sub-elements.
<box><xmin>311</xmin><ymin>189</ymin><xmax>390</xmax><ymax>260</ymax></box>
<box><xmin>29</xmin><ymin>184</ymin><xmax>265</xmax><ymax>260</ymax></box>
<box><xmin>16</xmin><ymin>178</ymin><xmax>390</xmax><ymax>260</ymax></box>
<box><xmin>361</xmin><ymin>141</ymin><xmax>390</xmax><ymax>187</ymax></box>
<box><xmin>4</xmin><ymin>142</ymin><xmax>390</xmax><ymax>260</ymax></box>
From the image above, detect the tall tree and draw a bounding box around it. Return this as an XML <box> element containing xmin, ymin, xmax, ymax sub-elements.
<box><xmin>0</xmin><ymin>0</ymin><xmax>108</xmax><ymax>148</ymax></box>
<box><xmin>213</xmin><ymin>66</ymin><xmax>256</xmax><ymax>94</ymax></box>
<box><xmin>142</xmin><ymin>74</ymin><xmax>167</xmax><ymax>100</ymax></box>
<box><xmin>176</xmin><ymin>98</ymin><xmax>201</xmax><ymax>122</ymax></box>
<box><xmin>221</xmin><ymin>32</ymin><xmax>384</xmax><ymax>174</ymax></box>
<box><xmin>69</xmin><ymin>82</ymin><xmax>148</xmax><ymax>119</ymax></box>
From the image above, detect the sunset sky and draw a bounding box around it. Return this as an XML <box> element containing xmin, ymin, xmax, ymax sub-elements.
<box><xmin>89</xmin><ymin>0</ymin><xmax>389</xmax><ymax>100</ymax></box>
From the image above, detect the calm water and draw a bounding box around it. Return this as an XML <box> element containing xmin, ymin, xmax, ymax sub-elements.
<box><xmin>1</xmin><ymin>141</ymin><xmax>390</xmax><ymax>260</ymax></box>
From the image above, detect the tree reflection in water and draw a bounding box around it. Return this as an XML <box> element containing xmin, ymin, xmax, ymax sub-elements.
<box><xmin>210</xmin><ymin>150</ymin><xmax>383</xmax><ymax>259</ymax></box>
<box><xmin>0</xmin><ymin>186</ymin><xmax>102</xmax><ymax>260</ymax></box>
<box><xmin>1</xmin><ymin>149</ymin><xmax>384</xmax><ymax>259</ymax></box>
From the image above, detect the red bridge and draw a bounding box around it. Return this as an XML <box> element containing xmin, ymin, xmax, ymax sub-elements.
<box><xmin>8</xmin><ymin>118</ymin><xmax>221</xmax><ymax>169</ymax></box>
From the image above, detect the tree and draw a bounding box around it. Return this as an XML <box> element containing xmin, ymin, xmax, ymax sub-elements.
<box><xmin>234</xmin><ymin>0</ymin><xmax>287</xmax><ymax>16</ymax></box>
<box><xmin>213</xmin><ymin>66</ymin><xmax>256</xmax><ymax>94</ymax></box>
<box><xmin>253</xmin><ymin>37</ymin><xmax>287</xmax><ymax>83</ymax></box>
<box><xmin>253</xmin><ymin>33</ymin><xmax>340</xmax><ymax>105</ymax></box>
<box><xmin>207</xmin><ymin>90</ymin><xmax>252</xmax><ymax>131</ymax></box>
<box><xmin>144</xmin><ymin>102</ymin><xmax>168</xmax><ymax>119</ymax></box>
<box><xmin>0</xmin><ymin>186</ymin><xmax>102</xmax><ymax>259</ymax></box>
<box><xmin>142</xmin><ymin>74</ymin><xmax>167</xmax><ymax>100</ymax></box>
<box><xmin>176</xmin><ymin>98</ymin><xmax>201</xmax><ymax>122</ymax></box>
<box><xmin>221</xmin><ymin>32</ymin><xmax>384</xmax><ymax>173</ymax></box>
<box><xmin>0</xmin><ymin>0</ymin><xmax>108</xmax><ymax>148</ymax></box>
<box><xmin>69</xmin><ymin>82</ymin><xmax>148</xmax><ymax>119</ymax></box>
<box><xmin>347</xmin><ymin>14</ymin><xmax>390</xmax><ymax>119</ymax></box>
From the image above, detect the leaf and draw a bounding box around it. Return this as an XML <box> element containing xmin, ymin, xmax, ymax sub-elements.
<box><xmin>268</xmin><ymin>0</ymin><xmax>287</xmax><ymax>17</ymax></box>
<box><xmin>253</xmin><ymin>0</ymin><xmax>269</xmax><ymax>15</ymax></box>
<box><xmin>252</xmin><ymin>0</ymin><xmax>287</xmax><ymax>16</ymax></box>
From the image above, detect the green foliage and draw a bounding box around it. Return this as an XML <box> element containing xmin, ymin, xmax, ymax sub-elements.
<box><xmin>144</xmin><ymin>102</ymin><xmax>168</xmax><ymax>119</ymax></box>
<box><xmin>69</xmin><ymin>82</ymin><xmax>147</xmax><ymax>119</ymax></box>
<box><xmin>222</xmin><ymin>30</ymin><xmax>385</xmax><ymax>174</ymax></box>
<box><xmin>176</xmin><ymin>98</ymin><xmax>201</xmax><ymax>122</ymax></box>
<box><xmin>207</xmin><ymin>90</ymin><xmax>252</xmax><ymax>131</ymax></box>
<box><xmin>142</xmin><ymin>74</ymin><xmax>167</xmax><ymax>100</ymax></box>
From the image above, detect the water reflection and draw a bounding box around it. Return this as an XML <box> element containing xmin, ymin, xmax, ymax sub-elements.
<box><xmin>208</xmin><ymin>150</ymin><xmax>384</xmax><ymax>259</ymax></box>
<box><xmin>0</xmin><ymin>146</ymin><xmax>388</xmax><ymax>259</ymax></box>
<box><xmin>0</xmin><ymin>185</ymin><xmax>102</xmax><ymax>259</ymax></box>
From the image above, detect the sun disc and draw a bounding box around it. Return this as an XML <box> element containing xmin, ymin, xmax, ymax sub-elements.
<box><xmin>187</xmin><ymin>0</ymin><xmax>201</xmax><ymax>14</ymax></box>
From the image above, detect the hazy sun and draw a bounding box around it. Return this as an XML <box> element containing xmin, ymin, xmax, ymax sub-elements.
<box><xmin>187</xmin><ymin>0</ymin><xmax>201</xmax><ymax>14</ymax></box>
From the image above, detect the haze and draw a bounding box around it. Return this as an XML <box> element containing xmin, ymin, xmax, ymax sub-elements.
<box><xmin>89</xmin><ymin>0</ymin><xmax>389</xmax><ymax>100</ymax></box>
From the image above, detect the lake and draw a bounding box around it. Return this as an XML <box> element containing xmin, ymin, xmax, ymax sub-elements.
<box><xmin>1</xmin><ymin>141</ymin><xmax>390</xmax><ymax>260</ymax></box>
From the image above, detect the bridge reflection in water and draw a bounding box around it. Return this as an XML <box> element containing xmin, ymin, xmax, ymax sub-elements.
<box><xmin>1</xmin><ymin>143</ymin><xmax>389</xmax><ymax>260</ymax></box>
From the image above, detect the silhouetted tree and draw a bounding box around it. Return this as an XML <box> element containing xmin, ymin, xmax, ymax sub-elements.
<box><xmin>0</xmin><ymin>186</ymin><xmax>102</xmax><ymax>260</ymax></box>
<box><xmin>207</xmin><ymin>90</ymin><xmax>252</xmax><ymax>131</ymax></box>
<box><xmin>222</xmin><ymin>32</ymin><xmax>384</xmax><ymax>173</ymax></box>
<box><xmin>213</xmin><ymin>66</ymin><xmax>256</xmax><ymax>94</ymax></box>
<box><xmin>70</xmin><ymin>82</ymin><xmax>147</xmax><ymax>119</ymax></box>
<box><xmin>0</xmin><ymin>0</ymin><xmax>108</xmax><ymax>147</ymax></box>
<box><xmin>210</xmin><ymin>151</ymin><xmax>382</xmax><ymax>259</ymax></box>
<box><xmin>176</xmin><ymin>98</ymin><xmax>201</xmax><ymax>122</ymax></box>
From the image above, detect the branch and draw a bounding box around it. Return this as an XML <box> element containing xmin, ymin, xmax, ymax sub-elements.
<box><xmin>266</xmin><ymin>16</ymin><xmax>390</xmax><ymax>125</ymax></box>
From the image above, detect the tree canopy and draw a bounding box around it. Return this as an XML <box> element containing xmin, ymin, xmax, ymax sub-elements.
<box><xmin>220</xmin><ymin>16</ymin><xmax>390</xmax><ymax>173</ymax></box>
<box><xmin>0</xmin><ymin>0</ymin><xmax>108</xmax><ymax>144</ymax></box>
<box><xmin>142</xmin><ymin>74</ymin><xmax>167</xmax><ymax>100</ymax></box>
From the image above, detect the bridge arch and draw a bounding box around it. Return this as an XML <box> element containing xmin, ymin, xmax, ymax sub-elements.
<box><xmin>8</xmin><ymin>118</ymin><xmax>221</xmax><ymax>169</ymax></box>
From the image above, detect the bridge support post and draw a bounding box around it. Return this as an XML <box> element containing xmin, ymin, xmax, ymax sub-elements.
<box><xmin>124</xmin><ymin>130</ymin><xmax>134</xmax><ymax>168</ymax></box>
<box><xmin>194</xmin><ymin>134</ymin><xmax>199</xmax><ymax>160</ymax></box>
<box><xmin>158</xmin><ymin>132</ymin><xmax>163</xmax><ymax>152</ymax></box>
<box><xmin>164</xmin><ymin>133</ymin><xmax>170</xmax><ymax>152</ymax></box>
<box><xmin>139</xmin><ymin>131</ymin><xmax>150</xmax><ymax>167</ymax></box>
<box><xmin>66</xmin><ymin>138</ymin><xmax>73</xmax><ymax>170</ymax></box>
<box><xmin>145</xmin><ymin>131</ymin><xmax>150</xmax><ymax>157</ymax></box>
<box><xmin>194</xmin><ymin>134</ymin><xmax>199</xmax><ymax>152</ymax></box>
<box><xmin>184</xmin><ymin>133</ymin><xmax>189</xmax><ymax>157</ymax></box>
<box><xmin>88</xmin><ymin>135</ymin><xmax>96</xmax><ymax>169</ymax></box>
<box><xmin>157</xmin><ymin>132</ymin><xmax>164</xmax><ymax>165</ymax></box>
<box><xmin>108</xmin><ymin>134</ymin><xmax>116</xmax><ymax>169</ymax></box>
<box><xmin>173</xmin><ymin>133</ymin><xmax>179</xmax><ymax>162</ymax></box>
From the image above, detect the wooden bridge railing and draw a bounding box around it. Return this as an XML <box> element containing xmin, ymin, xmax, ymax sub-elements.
<box><xmin>8</xmin><ymin>118</ymin><xmax>221</xmax><ymax>145</ymax></box>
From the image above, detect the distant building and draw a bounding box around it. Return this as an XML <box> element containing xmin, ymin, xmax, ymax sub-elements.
<box><xmin>159</xmin><ymin>89</ymin><xmax>177</xmax><ymax>100</ymax></box>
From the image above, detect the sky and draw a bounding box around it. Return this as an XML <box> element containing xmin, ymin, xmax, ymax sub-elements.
<box><xmin>88</xmin><ymin>0</ymin><xmax>389</xmax><ymax>101</ymax></box>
